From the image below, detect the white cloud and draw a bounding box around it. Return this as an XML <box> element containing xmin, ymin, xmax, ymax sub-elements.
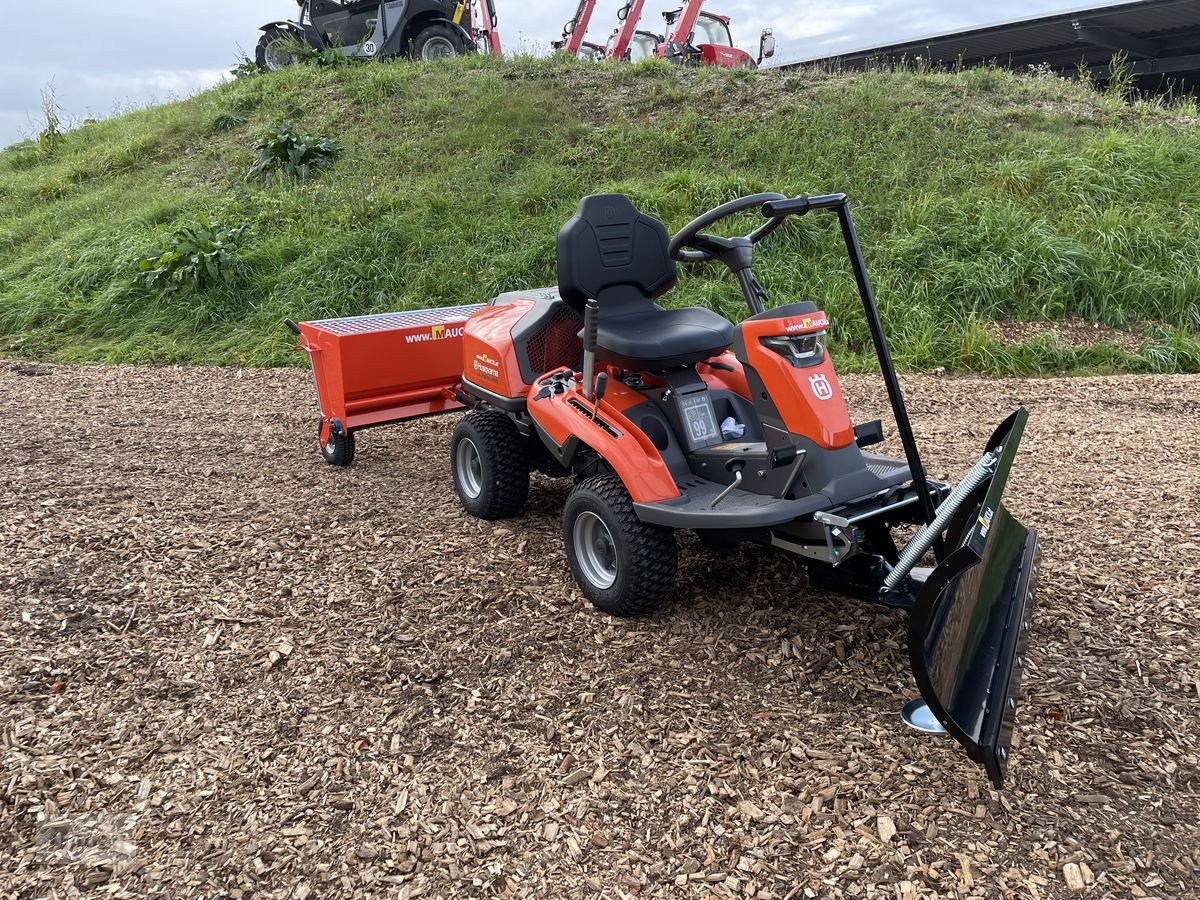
<box><xmin>75</xmin><ymin>68</ymin><xmax>228</xmax><ymax>100</ymax></box>
<box><xmin>758</xmin><ymin>3</ymin><xmax>880</xmax><ymax>43</ymax></box>
<box><xmin>0</xmin><ymin>66</ymin><xmax>227</xmax><ymax>143</ymax></box>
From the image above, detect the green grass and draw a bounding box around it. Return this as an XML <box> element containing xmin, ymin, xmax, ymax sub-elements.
<box><xmin>1</xmin><ymin>56</ymin><xmax>1198</xmax><ymax>373</ymax></box>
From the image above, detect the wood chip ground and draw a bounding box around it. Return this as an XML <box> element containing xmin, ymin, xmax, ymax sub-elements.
<box><xmin>2</xmin><ymin>362</ymin><xmax>1197</xmax><ymax>898</ymax></box>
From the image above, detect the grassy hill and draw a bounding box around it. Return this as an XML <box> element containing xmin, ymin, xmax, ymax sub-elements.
<box><xmin>1</xmin><ymin>56</ymin><xmax>1198</xmax><ymax>374</ymax></box>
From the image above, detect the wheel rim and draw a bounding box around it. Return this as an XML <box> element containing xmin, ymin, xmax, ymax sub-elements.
<box><xmin>422</xmin><ymin>36</ymin><xmax>457</xmax><ymax>60</ymax></box>
<box><xmin>456</xmin><ymin>438</ymin><xmax>483</xmax><ymax>499</ymax></box>
<box><xmin>265</xmin><ymin>41</ymin><xmax>296</xmax><ymax>71</ymax></box>
<box><xmin>573</xmin><ymin>511</ymin><xmax>618</xmax><ymax>590</ymax></box>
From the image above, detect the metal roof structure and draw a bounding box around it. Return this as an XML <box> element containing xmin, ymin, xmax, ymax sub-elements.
<box><xmin>779</xmin><ymin>0</ymin><xmax>1200</xmax><ymax>89</ymax></box>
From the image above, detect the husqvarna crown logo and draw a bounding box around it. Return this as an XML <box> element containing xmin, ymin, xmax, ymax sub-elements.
<box><xmin>809</xmin><ymin>374</ymin><xmax>833</xmax><ymax>400</ymax></box>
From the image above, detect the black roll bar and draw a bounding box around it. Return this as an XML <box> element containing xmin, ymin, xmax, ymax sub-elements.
<box><xmin>763</xmin><ymin>193</ymin><xmax>937</xmax><ymax>526</ymax></box>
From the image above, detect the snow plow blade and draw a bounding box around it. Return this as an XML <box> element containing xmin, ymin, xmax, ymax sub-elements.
<box><xmin>909</xmin><ymin>409</ymin><xmax>1040</xmax><ymax>789</ymax></box>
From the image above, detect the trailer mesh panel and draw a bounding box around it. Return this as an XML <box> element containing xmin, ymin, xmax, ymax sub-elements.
<box><xmin>311</xmin><ymin>305</ymin><xmax>484</xmax><ymax>336</ymax></box>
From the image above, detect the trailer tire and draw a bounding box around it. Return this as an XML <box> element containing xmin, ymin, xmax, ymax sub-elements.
<box><xmin>451</xmin><ymin>412</ymin><xmax>529</xmax><ymax>519</ymax></box>
<box><xmin>321</xmin><ymin>427</ymin><xmax>356</xmax><ymax>467</ymax></box>
<box><xmin>256</xmin><ymin>27</ymin><xmax>302</xmax><ymax>71</ymax></box>
<box><xmin>563</xmin><ymin>474</ymin><xmax>676</xmax><ymax>617</ymax></box>
<box><xmin>414</xmin><ymin>25</ymin><xmax>465</xmax><ymax>60</ymax></box>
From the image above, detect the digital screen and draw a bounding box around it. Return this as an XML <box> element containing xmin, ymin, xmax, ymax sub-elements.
<box><xmin>679</xmin><ymin>393</ymin><xmax>719</xmax><ymax>448</ymax></box>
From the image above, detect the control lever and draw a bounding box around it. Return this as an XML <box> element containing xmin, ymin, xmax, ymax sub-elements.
<box><xmin>592</xmin><ymin>371</ymin><xmax>608</xmax><ymax>420</ymax></box>
<box><xmin>582</xmin><ymin>298</ymin><xmax>599</xmax><ymax>402</ymax></box>
<box><xmin>711</xmin><ymin>461</ymin><xmax>745</xmax><ymax>509</ymax></box>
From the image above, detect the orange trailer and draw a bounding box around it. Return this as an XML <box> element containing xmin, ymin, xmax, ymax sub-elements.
<box><xmin>288</xmin><ymin>306</ymin><xmax>482</xmax><ymax>466</ymax></box>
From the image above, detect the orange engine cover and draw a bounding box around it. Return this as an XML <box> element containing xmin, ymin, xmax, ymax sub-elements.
<box><xmin>736</xmin><ymin>309</ymin><xmax>855</xmax><ymax>450</ymax></box>
<box><xmin>461</xmin><ymin>300</ymin><xmax>535</xmax><ymax>399</ymax></box>
<box><xmin>461</xmin><ymin>291</ymin><xmax>586</xmax><ymax>401</ymax></box>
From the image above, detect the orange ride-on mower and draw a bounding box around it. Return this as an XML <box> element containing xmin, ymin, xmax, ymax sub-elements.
<box><xmin>291</xmin><ymin>192</ymin><xmax>1041</xmax><ymax>788</ymax></box>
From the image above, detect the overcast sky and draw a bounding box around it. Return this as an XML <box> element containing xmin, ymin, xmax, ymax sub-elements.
<box><xmin>2</xmin><ymin>0</ymin><xmax>1122</xmax><ymax>148</ymax></box>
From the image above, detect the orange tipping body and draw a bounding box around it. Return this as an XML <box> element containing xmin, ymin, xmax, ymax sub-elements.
<box><xmin>527</xmin><ymin>370</ymin><xmax>681</xmax><ymax>504</ymax></box>
<box><xmin>298</xmin><ymin>306</ymin><xmax>482</xmax><ymax>441</ymax></box>
<box><xmin>735</xmin><ymin>309</ymin><xmax>855</xmax><ymax>450</ymax></box>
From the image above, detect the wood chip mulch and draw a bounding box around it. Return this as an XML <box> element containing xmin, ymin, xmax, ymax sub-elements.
<box><xmin>2</xmin><ymin>362</ymin><xmax>1197</xmax><ymax>899</ymax></box>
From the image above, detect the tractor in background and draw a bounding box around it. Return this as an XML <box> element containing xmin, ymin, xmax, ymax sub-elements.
<box><xmin>256</xmin><ymin>0</ymin><xmax>502</xmax><ymax>70</ymax></box>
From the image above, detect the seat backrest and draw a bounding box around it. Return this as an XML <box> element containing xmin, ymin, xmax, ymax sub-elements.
<box><xmin>556</xmin><ymin>194</ymin><xmax>677</xmax><ymax>315</ymax></box>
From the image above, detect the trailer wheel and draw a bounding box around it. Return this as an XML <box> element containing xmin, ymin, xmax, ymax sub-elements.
<box><xmin>256</xmin><ymin>27</ymin><xmax>302</xmax><ymax>71</ymax></box>
<box><xmin>414</xmin><ymin>25</ymin><xmax>465</xmax><ymax>60</ymax></box>
<box><xmin>451</xmin><ymin>412</ymin><xmax>529</xmax><ymax>519</ymax></box>
<box><xmin>320</xmin><ymin>427</ymin><xmax>356</xmax><ymax>467</ymax></box>
<box><xmin>563</xmin><ymin>474</ymin><xmax>676</xmax><ymax>617</ymax></box>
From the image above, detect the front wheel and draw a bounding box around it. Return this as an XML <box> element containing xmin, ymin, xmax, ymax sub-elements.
<box><xmin>451</xmin><ymin>411</ymin><xmax>529</xmax><ymax>519</ymax></box>
<box><xmin>563</xmin><ymin>474</ymin><xmax>676</xmax><ymax>617</ymax></box>
<box><xmin>256</xmin><ymin>27</ymin><xmax>302</xmax><ymax>71</ymax></box>
<box><xmin>414</xmin><ymin>25</ymin><xmax>466</xmax><ymax>61</ymax></box>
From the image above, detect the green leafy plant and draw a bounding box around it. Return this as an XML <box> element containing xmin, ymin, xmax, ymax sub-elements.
<box><xmin>300</xmin><ymin>44</ymin><xmax>355</xmax><ymax>68</ymax></box>
<box><xmin>37</xmin><ymin>83</ymin><xmax>64</xmax><ymax>158</ymax></box>
<box><xmin>247</xmin><ymin>124</ymin><xmax>339</xmax><ymax>183</ymax></box>
<box><xmin>230</xmin><ymin>54</ymin><xmax>260</xmax><ymax>80</ymax></box>
<box><xmin>209</xmin><ymin>112</ymin><xmax>248</xmax><ymax>133</ymax></box>
<box><xmin>1106</xmin><ymin>51</ymin><xmax>1136</xmax><ymax>100</ymax></box>
<box><xmin>137</xmin><ymin>214</ymin><xmax>248</xmax><ymax>292</ymax></box>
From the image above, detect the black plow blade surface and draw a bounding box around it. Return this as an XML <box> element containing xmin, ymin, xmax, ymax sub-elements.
<box><xmin>909</xmin><ymin>409</ymin><xmax>1040</xmax><ymax>788</ymax></box>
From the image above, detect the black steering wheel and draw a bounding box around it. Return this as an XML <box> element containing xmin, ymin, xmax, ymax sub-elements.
<box><xmin>667</xmin><ymin>192</ymin><xmax>789</xmax><ymax>265</ymax></box>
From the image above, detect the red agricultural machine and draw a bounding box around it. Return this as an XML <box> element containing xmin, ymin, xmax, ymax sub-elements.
<box><xmin>289</xmin><ymin>191</ymin><xmax>1040</xmax><ymax>788</ymax></box>
<box><xmin>466</xmin><ymin>0</ymin><xmax>503</xmax><ymax>57</ymax></box>
<box><xmin>603</xmin><ymin>0</ymin><xmax>774</xmax><ymax>68</ymax></box>
<box><xmin>553</xmin><ymin>0</ymin><xmax>610</xmax><ymax>60</ymax></box>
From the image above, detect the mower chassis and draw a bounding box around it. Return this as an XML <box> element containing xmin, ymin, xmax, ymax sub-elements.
<box><xmin>289</xmin><ymin>191</ymin><xmax>1041</xmax><ymax>789</ymax></box>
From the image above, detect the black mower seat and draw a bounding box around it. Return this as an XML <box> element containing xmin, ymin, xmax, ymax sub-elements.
<box><xmin>594</xmin><ymin>300</ymin><xmax>734</xmax><ymax>370</ymax></box>
<box><xmin>557</xmin><ymin>194</ymin><xmax>734</xmax><ymax>370</ymax></box>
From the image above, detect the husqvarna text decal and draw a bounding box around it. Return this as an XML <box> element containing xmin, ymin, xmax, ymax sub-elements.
<box><xmin>473</xmin><ymin>353</ymin><xmax>501</xmax><ymax>382</ymax></box>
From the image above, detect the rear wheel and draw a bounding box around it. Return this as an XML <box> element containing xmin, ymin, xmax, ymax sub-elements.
<box><xmin>256</xmin><ymin>27</ymin><xmax>302</xmax><ymax>71</ymax></box>
<box><xmin>414</xmin><ymin>25</ymin><xmax>465</xmax><ymax>60</ymax></box>
<box><xmin>563</xmin><ymin>474</ymin><xmax>676</xmax><ymax>617</ymax></box>
<box><xmin>320</xmin><ymin>426</ymin><xmax>355</xmax><ymax>466</ymax></box>
<box><xmin>451</xmin><ymin>411</ymin><xmax>529</xmax><ymax>519</ymax></box>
